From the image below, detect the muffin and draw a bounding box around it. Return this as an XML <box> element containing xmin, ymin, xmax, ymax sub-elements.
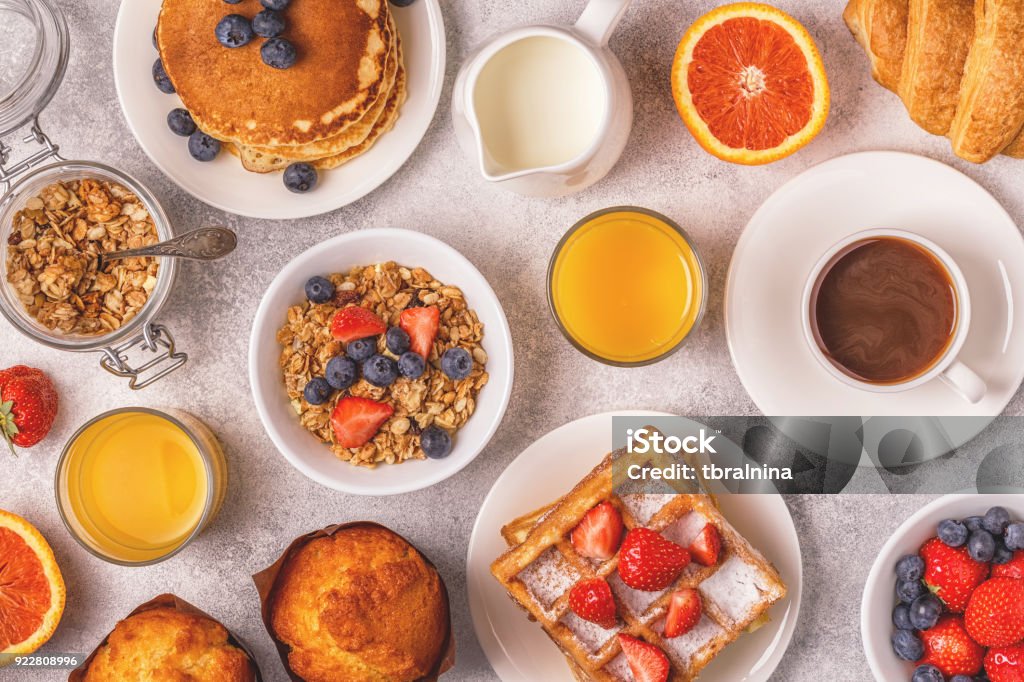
<box><xmin>81</xmin><ymin>606</ymin><xmax>255</xmax><ymax>681</ymax></box>
<box><xmin>268</xmin><ymin>524</ymin><xmax>450</xmax><ymax>681</ymax></box>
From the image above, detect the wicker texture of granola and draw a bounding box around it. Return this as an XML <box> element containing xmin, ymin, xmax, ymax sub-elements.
<box><xmin>5</xmin><ymin>179</ymin><xmax>160</xmax><ymax>335</ymax></box>
<box><xmin>277</xmin><ymin>262</ymin><xmax>488</xmax><ymax>467</ymax></box>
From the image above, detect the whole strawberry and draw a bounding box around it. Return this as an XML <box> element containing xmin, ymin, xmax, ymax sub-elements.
<box><xmin>919</xmin><ymin>615</ymin><xmax>985</xmax><ymax>677</ymax></box>
<box><xmin>618</xmin><ymin>528</ymin><xmax>690</xmax><ymax>592</ymax></box>
<box><xmin>0</xmin><ymin>366</ymin><xmax>58</xmax><ymax>453</ymax></box>
<box><xmin>920</xmin><ymin>537</ymin><xmax>990</xmax><ymax>613</ymax></box>
<box><xmin>965</xmin><ymin>577</ymin><xmax>1024</xmax><ymax>647</ymax></box>
<box><xmin>986</xmin><ymin>644</ymin><xmax>1024</xmax><ymax>682</ymax></box>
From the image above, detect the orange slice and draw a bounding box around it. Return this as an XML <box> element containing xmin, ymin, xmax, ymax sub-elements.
<box><xmin>0</xmin><ymin>510</ymin><xmax>65</xmax><ymax>662</ymax></box>
<box><xmin>672</xmin><ymin>3</ymin><xmax>830</xmax><ymax>165</ymax></box>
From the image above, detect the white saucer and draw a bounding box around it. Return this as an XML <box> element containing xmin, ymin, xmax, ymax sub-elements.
<box><xmin>112</xmin><ymin>0</ymin><xmax>445</xmax><ymax>219</ymax></box>
<box><xmin>467</xmin><ymin>411</ymin><xmax>802</xmax><ymax>682</ymax></box>
<box><xmin>726</xmin><ymin>151</ymin><xmax>1024</xmax><ymax>416</ymax></box>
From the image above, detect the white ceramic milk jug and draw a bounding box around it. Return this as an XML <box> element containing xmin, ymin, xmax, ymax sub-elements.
<box><xmin>452</xmin><ymin>0</ymin><xmax>634</xmax><ymax>198</ymax></box>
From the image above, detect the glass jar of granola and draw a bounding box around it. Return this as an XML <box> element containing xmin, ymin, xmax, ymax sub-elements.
<box><xmin>0</xmin><ymin>0</ymin><xmax>186</xmax><ymax>388</ymax></box>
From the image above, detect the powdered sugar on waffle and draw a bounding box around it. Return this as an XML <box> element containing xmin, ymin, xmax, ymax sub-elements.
<box><xmin>561</xmin><ymin>611</ymin><xmax>620</xmax><ymax>655</ymax></box>
<box><xmin>619</xmin><ymin>493</ymin><xmax>672</xmax><ymax>526</ymax></box>
<box><xmin>701</xmin><ymin>555</ymin><xmax>781</xmax><ymax>626</ymax></box>
<box><xmin>659</xmin><ymin>613</ymin><xmax>726</xmax><ymax>667</ymax></box>
<box><xmin>608</xmin><ymin>572</ymin><xmax>662</xmax><ymax>619</ymax></box>
<box><xmin>605</xmin><ymin>653</ymin><xmax>633</xmax><ymax>681</ymax></box>
<box><xmin>661</xmin><ymin>510</ymin><xmax>710</xmax><ymax>547</ymax></box>
<box><xmin>517</xmin><ymin>547</ymin><xmax>580</xmax><ymax>615</ymax></box>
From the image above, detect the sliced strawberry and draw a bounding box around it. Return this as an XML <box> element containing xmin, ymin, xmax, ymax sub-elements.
<box><xmin>617</xmin><ymin>634</ymin><xmax>669</xmax><ymax>682</ymax></box>
<box><xmin>618</xmin><ymin>528</ymin><xmax>690</xmax><ymax>592</ymax></box>
<box><xmin>571</xmin><ymin>501</ymin><xmax>624</xmax><ymax>561</ymax></box>
<box><xmin>688</xmin><ymin>524</ymin><xmax>721</xmax><ymax>567</ymax></box>
<box><xmin>920</xmin><ymin>537</ymin><xmax>990</xmax><ymax>613</ymax></box>
<box><xmin>330</xmin><ymin>306</ymin><xmax>386</xmax><ymax>343</ymax></box>
<box><xmin>993</xmin><ymin>550</ymin><xmax>1024</xmax><ymax>580</ymax></box>
<box><xmin>568</xmin><ymin>578</ymin><xmax>617</xmax><ymax>629</ymax></box>
<box><xmin>399</xmin><ymin>306</ymin><xmax>440</xmax><ymax>359</ymax></box>
<box><xmin>920</xmin><ymin>615</ymin><xmax>985</xmax><ymax>678</ymax></box>
<box><xmin>330</xmin><ymin>396</ymin><xmax>394</xmax><ymax>449</ymax></box>
<box><xmin>664</xmin><ymin>588</ymin><xmax>702</xmax><ymax>638</ymax></box>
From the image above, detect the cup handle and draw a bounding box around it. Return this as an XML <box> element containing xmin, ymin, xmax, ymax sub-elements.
<box><xmin>575</xmin><ymin>0</ymin><xmax>632</xmax><ymax>46</ymax></box>
<box><xmin>940</xmin><ymin>360</ymin><xmax>987</xmax><ymax>404</ymax></box>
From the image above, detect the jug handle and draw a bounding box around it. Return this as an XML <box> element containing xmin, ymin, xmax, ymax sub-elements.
<box><xmin>574</xmin><ymin>0</ymin><xmax>632</xmax><ymax>47</ymax></box>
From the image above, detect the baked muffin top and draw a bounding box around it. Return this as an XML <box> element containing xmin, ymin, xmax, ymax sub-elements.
<box><xmin>269</xmin><ymin>524</ymin><xmax>449</xmax><ymax>682</ymax></box>
<box><xmin>83</xmin><ymin>606</ymin><xmax>255</xmax><ymax>681</ymax></box>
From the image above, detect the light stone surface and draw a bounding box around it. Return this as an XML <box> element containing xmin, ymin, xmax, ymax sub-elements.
<box><xmin>1</xmin><ymin>0</ymin><xmax>1022</xmax><ymax>680</ymax></box>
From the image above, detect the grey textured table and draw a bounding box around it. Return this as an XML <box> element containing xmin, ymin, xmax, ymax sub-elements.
<box><xmin>2</xmin><ymin>1</ymin><xmax>1022</xmax><ymax>680</ymax></box>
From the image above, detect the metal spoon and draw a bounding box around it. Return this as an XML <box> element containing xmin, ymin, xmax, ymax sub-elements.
<box><xmin>97</xmin><ymin>226</ymin><xmax>237</xmax><ymax>269</ymax></box>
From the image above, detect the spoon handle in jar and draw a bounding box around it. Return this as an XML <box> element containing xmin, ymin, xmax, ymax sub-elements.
<box><xmin>102</xmin><ymin>226</ymin><xmax>237</xmax><ymax>264</ymax></box>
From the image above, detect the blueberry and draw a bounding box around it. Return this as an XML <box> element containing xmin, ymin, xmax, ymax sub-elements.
<box><xmin>252</xmin><ymin>9</ymin><xmax>286</xmax><ymax>38</ymax></box>
<box><xmin>984</xmin><ymin>506</ymin><xmax>1011</xmax><ymax>535</ymax></box>
<box><xmin>188</xmin><ymin>131</ymin><xmax>221</xmax><ymax>162</ymax></box>
<box><xmin>912</xmin><ymin>665</ymin><xmax>944</xmax><ymax>682</ymax></box>
<box><xmin>152</xmin><ymin>58</ymin><xmax>175</xmax><ymax>93</ymax></box>
<box><xmin>1006</xmin><ymin>522</ymin><xmax>1024</xmax><ymax>551</ymax></box>
<box><xmin>303</xmin><ymin>377</ymin><xmax>332</xmax><ymax>405</ymax></box>
<box><xmin>386</xmin><ymin>327</ymin><xmax>410</xmax><ymax>355</ymax></box>
<box><xmin>260</xmin><ymin>0</ymin><xmax>291</xmax><ymax>10</ymax></box>
<box><xmin>390</xmin><ymin>0</ymin><xmax>417</xmax><ymax>6</ymax></box>
<box><xmin>950</xmin><ymin>677</ymin><xmax>975</xmax><ymax>682</ymax></box>
<box><xmin>897</xmin><ymin>579</ymin><xmax>927</xmax><ymax>604</ymax></box>
<box><xmin>283</xmin><ymin>162</ymin><xmax>317</xmax><ymax>193</ymax></box>
<box><xmin>261</xmin><ymin>37</ymin><xmax>297</xmax><ymax>69</ymax></box>
<box><xmin>892</xmin><ymin>629</ymin><xmax>924</xmax><ymax>661</ymax></box>
<box><xmin>420</xmin><ymin>425</ymin><xmax>452</xmax><ymax>459</ymax></box>
<box><xmin>397</xmin><ymin>351</ymin><xmax>425</xmax><ymax>379</ymax></box>
<box><xmin>994</xmin><ymin>540</ymin><xmax>1014</xmax><ymax>565</ymax></box>
<box><xmin>346</xmin><ymin>337</ymin><xmax>376</xmax><ymax>363</ymax></box>
<box><xmin>215</xmin><ymin>14</ymin><xmax>254</xmax><ymax>48</ymax></box>
<box><xmin>304</xmin><ymin>276</ymin><xmax>335</xmax><ymax>304</ymax></box>
<box><xmin>152</xmin><ymin>26</ymin><xmax>158</xmax><ymax>49</ymax></box>
<box><xmin>909</xmin><ymin>593</ymin><xmax>943</xmax><ymax>630</ymax></box>
<box><xmin>939</xmin><ymin>519</ymin><xmax>969</xmax><ymax>547</ymax></box>
<box><xmin>362</xmin><ymin>354</ymin><xmax>398</xmax><ymax>387</ymax></box>
<box><xmin>968</xmin><ymin>529</ymin><xmax>996</xmax><ymax>563</ymax></box>
<box><xmin>893</xmin><ymin>604</ymin><xmax>914</xmax><ymax>630</ymax></box>
<box><xmin>324</xmin><ymin>356</ymin><xmax>357</xmax><ymax>391</ymax></box>
<box><xmin>896</xmin><ymin>555</ymin><xmax>926</xmax><ymax>582</ymax></box>
<box><xmin>441</xmin><ymin>347</ymin><xmax>472</xmax><ymax>380</ymax></box>
<box><xmin>166</xmin><ymin>108</ymin><xmax>196</xmax><ymax>137</ymax></box>
<box><xmin>965</xmin><ymin>516</ymin><xmax>985</xmax><ymax>533</ymax></box>
<box><xmin>224</xmin><ymin>0</ymin><xmax>243</xmax><ymax>3</ymax></box>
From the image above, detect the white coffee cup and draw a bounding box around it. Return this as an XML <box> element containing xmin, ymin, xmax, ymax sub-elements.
<box><xmin>801</xmin><ymin>228</ymin><xmax>986</xmax><ymax>404</ymax></box>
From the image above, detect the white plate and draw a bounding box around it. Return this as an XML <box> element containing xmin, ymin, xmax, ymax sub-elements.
<box><xmin>112</xmin><ymin>0</ymin><xmax>445</xmax><ymax>219</ymax></box>
<box><xmin>467</xmin><ymin>411</ymin><xmax>802</xmax><ymax>682</ymax></box>
<box><xmin>726</xmin><ymin>151</ymin><xmax>1024</xmax><ymax>416</ymax></box>
<box><xmin>862</xmin><ymin>494</ymin><xmax>1024</xmax><ymax>681</ymax></box>
<box><xmin>248</xmin><ymin>228</ymin><xmax>513</xmax><ymax>495</ymax></box>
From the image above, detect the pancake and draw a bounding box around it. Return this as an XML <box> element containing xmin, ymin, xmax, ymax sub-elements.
<box><xmin>236</xmin><ymin>17</ymin><xmax>401</xmax><ymax>166</ymax></box>
<box><xmin>157</xmin><ymin>0</ymin><xmax>391</xmax><ymax>148</ymax></box>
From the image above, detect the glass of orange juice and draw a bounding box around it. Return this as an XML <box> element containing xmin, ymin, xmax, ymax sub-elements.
<box><xmin>548</xmin><ymin>207</ymin><xmax>707</xmax><ymax>366</ymax></box>
<box><xmin>55</xmin><ymin>408</ymin><xmax>228</xmax><ymax>566</ymax></box>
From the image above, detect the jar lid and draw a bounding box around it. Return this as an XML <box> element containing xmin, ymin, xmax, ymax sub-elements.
<box><xmin>0</xmin><ymin>0</ymin><xmax>69</xmax><ymax>138</ymax></box>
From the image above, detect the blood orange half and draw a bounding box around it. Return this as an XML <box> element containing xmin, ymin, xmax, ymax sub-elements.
<box><xmin>672</xmin><ymin>3</ymin><xmax>830</xmax><ymax>165</ymax></box>
<box><xmin>0</xmin><ymin>510</ymin><xmax>65</xmax><ymax>662</ymax></box>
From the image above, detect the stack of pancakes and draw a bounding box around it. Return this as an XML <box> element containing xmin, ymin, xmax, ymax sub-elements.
<box><xmin>156</xmin><ymin>0</ymin><xmax>406</xmax><ymax>173</ymax></box>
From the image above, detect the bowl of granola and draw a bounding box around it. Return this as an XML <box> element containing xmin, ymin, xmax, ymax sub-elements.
<box><xmin>249</xmin><ymin>228</ymin><xmax>514</xmax><ymax>495</ymax></box>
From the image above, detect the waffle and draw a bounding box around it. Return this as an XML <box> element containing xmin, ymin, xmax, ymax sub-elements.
<box><xmin>491</xmin><ymin>444</ymin><xmax>787</xmax><ymax>682</ymax></box>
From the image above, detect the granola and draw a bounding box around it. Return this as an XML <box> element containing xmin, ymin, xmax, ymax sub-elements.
<box><xmin>5</xmin><ymin>179</ymin><xmax>160</xmax><ymax>335</ymax></box>
<box><xmin>277</xmin><ymin>262</ymin><xmax>489</xmax><ymax>468</ymax></box>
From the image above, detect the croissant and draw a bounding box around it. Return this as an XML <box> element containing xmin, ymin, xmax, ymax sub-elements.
<box><xmin>845</xmin><ymin>0</ymin><xmax>1024</xmax><ymax>162</ymax></box>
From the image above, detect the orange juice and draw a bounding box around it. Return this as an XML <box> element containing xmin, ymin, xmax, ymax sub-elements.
<box><xmin>57</xmin><ymin>409</ymin><xmax>226</xmax><ymax>564</ymax></box>
<box><xmin>549</xmin><ymin>208</ymin><xmax>706</xmax><ymax>365</ymax></box>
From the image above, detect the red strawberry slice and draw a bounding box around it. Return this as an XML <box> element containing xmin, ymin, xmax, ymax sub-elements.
<box><xmin>919</xmin><ymin>615</ymin><xmax>985</xmax><ymax>677</ymax></box>
<box><xmin>331</xmin><ymin>306</ymin><xmax>386</xmax><ymax>343</ymax></box>
<box><xmin>399</xmin><ymin>306</ymin><xmax>440</xmax><ymax>359</ymax></box>
<box><xmin>330</xmin><ymin>397</ymin><xmax>394</xmax><ymax>449</ymax></box>
<box><xmin>688</xmin><ymin>524</ymin><xmax>721</xmax><ymax>567</ymax></box>
<box><xmin>965</xmin><ymin>577</ymin><xmax>1024</xmax><ymax>647</ymax></box>
<box><xmin>617</xmin><ymin>634</ymin><xmax>669</xmax><ymax>682</ymax></box>
<box><xmin>618</xmin><ymin>528</ymin><xmax>690</xmax><ymax>592</ymax></box>
<box><xmin>568</xmin><ymin>578</ymin><xmax>617</xmax><ymax>629</ymax></box>
<box><xmin>985</xmin><ymin>644</ymin><xmax>1024</xmax><ymax>682</ymax></box>
<box><xmin>664</xmin><ymin>588</ymin><xmax>702</xmax><ymax>638</ymax></box>
<box><xmin>920</xmin><ymin>537</ymin><xmax>990</xmax><ymax>613</ymax></box>
<box><xmin>994</xmin><ymin>551</ymin><xmax>1024</xmax><ymax>580</ymax></box>
<box><xmin>571</xmin><ymin>501</ymin><xmax>624</xmax><ymax>561</ymax></box>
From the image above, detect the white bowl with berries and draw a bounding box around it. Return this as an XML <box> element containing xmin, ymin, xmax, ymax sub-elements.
<box><xmin>862</xmin><ymin>494</ymin><xmax>1024</xmax><ymax>682</ymax></box>
<box><xmin>249</xmin><ymin>228</ymin><xmax>513</xmax><ymax>495</ymax></box>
